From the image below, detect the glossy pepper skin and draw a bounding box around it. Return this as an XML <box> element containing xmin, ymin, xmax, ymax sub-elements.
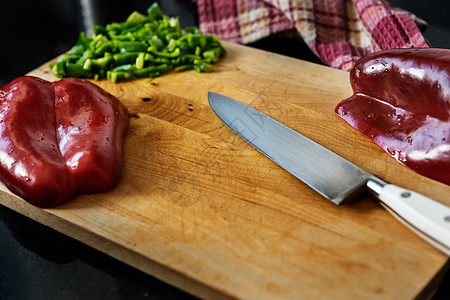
<box><xmin>0</xmin><ymin>77</ymin><xmax>78</xmax><ymax>207</ymax></box>
<box><xmin>54</xmin><ymin>78</ymin><xmax>129</xmax><ymax>194</ymax></box>
<box><xmin>335</xmin><ymin>48</ymin><xmax>450</xmax><ymax>186</ymax></box>
<box><xmin>0</xmin><ymin>76</ymin><xmax>128</xmax><ymax>207</ymax></box>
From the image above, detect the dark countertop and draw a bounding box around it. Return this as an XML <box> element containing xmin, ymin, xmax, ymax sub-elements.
<box><xmin>0</xmin><ymin>1</ymin><xmax>449</xmax><ymax>299</ymax></box>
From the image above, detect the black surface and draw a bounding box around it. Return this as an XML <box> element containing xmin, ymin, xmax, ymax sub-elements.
<box><xmin>0</xmin><ymin>205</ymin><xmax>196</xmax><ymax>299</ymax></box>
<box><xmin>0</xmin><ymin>0</ymin><xmax>83</xmax><ymax>87</ymax></box>
<box><xmin>0</xmin><ymin>1</ymin><xmax>449</xmax><ymax>299</ymax></box>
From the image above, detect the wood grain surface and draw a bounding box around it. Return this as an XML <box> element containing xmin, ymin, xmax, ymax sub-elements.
<box><xmin>0</xmin><ymin>41</ymin><xmax>448</xmax><ymax>299</ymax></box>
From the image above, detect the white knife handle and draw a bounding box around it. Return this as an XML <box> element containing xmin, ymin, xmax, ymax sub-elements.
<box><xmin>367</xmin><ymin>180</ymin><xmax>450</xmax><ymax>256</ymax></box>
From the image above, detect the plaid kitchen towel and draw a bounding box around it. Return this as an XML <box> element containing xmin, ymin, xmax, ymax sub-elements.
<box><xmin>197</xmin><ymin>0</ymin><xmax>428</xmax><ymax>70</ymax></box>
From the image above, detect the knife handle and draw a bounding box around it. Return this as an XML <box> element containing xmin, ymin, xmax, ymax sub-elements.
<box><xmin>369</xmin><ymin>181</ymin><xmax>450</xmax><ymax>256</ymax></box>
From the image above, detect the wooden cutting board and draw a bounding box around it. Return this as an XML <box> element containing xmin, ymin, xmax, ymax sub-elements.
<box><xmin>1</xmin><ymin>41</ymin><xmax>449</xmax><ymax>299</ymax></box>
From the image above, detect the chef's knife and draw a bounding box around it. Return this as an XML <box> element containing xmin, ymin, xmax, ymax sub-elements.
<box><xmin>208</xmin><ymin>92</ymin><xmax>450</xmax><ymax>256</ymax></box>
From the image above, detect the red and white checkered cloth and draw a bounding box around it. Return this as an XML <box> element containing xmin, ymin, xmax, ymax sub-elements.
<box><xmin>197</xmin><ymin>0</ymin><xmax>428</xmax><ymax>70</ymax></box>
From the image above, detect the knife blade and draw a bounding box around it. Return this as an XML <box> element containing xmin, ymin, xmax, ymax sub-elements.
<box><xmin>208</xmin><ymin>92</ymin><xmax>450</xmax><ymax>256</ymax></box>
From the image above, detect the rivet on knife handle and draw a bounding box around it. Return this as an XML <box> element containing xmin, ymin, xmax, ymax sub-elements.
<box><xmin>367</xmin><ymin>179</ymin><xmax>450</xmax><ymax>255</ymax></box>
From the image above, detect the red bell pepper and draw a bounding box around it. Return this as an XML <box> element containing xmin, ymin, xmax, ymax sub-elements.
<box><xmin>335</xmin><ymin>48</ymin><xmax>450</xmax><ymax>186</ymax></box>
<box><xmin>54</xmin><ymin>78</ymin><xmax>128</xmax><ymax>194</ymax></box>
<box><xmin>0</xmin><ymin>76</ymin><xmax>128</xmax><ymax>207</ymax></box>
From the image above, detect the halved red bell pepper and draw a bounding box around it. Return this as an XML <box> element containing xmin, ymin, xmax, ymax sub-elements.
<box><xmin>335</xmin><ymin>48</ymin><xmax>450</xmax><ymax>186</ymax></box>
<box><xmin>0</xmin><ymin>76</ymin><xmax>128</xmax><ymax>207</ymax></box>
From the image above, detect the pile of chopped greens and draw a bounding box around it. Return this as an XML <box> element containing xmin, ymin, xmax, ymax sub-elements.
<box><xmin>50</xmin><ymin>3</ymin><xmax>226</xmax><ymax>83</ymax></box>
